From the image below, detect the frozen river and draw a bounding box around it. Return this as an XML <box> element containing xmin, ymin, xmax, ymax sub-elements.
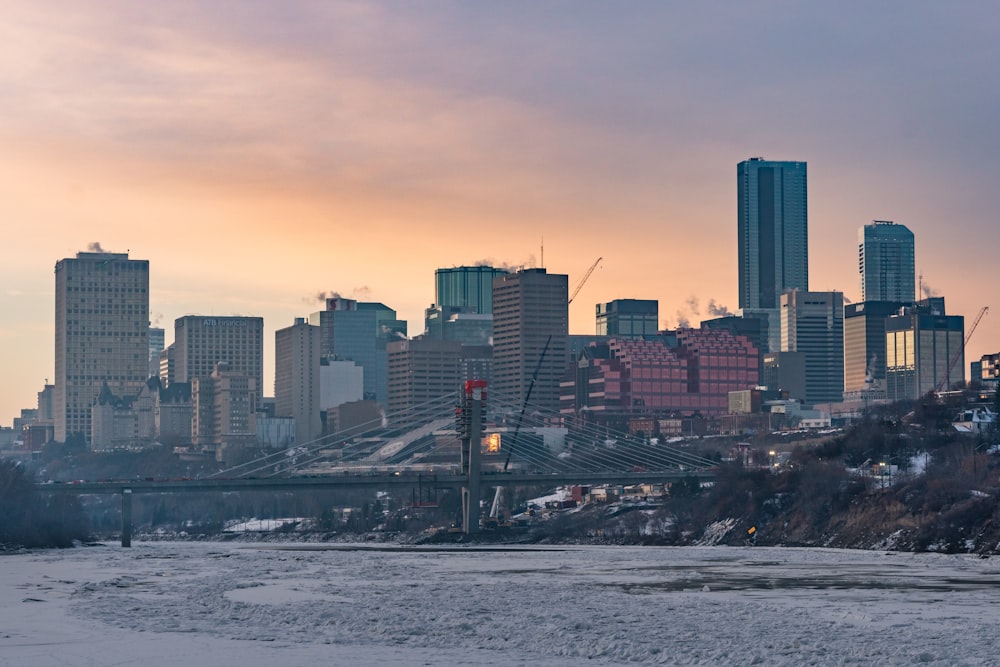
<box><xmin>3</xmin><ymin>540</ymin><xmax>1000</xmax><ymax>666</ymax></box>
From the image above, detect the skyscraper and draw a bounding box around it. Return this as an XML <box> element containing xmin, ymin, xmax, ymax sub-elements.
<box><xmin>435</xmin><ymin>265</ymin><xmax>510</xmax><ymax>314</ymax></box>
<box><xmin>173</xmin><ymin>316</ymin><xmax>264</xmax><ymax>400</ymax></box>
<box><xmin>885</xmin><ymin>299</ymin><xmax>964</xmax><ymax>400</ymax></box>
<box><xmin>54</xmin><ymin>251</ymin><xmax>150</xmax><ymax>444</ymax></box>
<box><xmin>275</xmin><ymin>318</ymin><xmax>322</xmax><ymax>446</ymax></box>
<box><xmin>737</xmin><ymin>158</ymin><xmax>808</xmax><ymax>352</ymax></box>
<box><xmin>492</xmin><ymin>268</ymin><xmax>568</xmax><ymax>416</ymax></box>
<box><xmin>859</xmin><ymin>220</ymin><xmax>915</xmax><ymax>303</ymax></box>
<box><xmin>780</xmin><ymin>289</ymin><xmax>844</xmax><ymax>405</ymax></box>
<box><xmin>309</xmin><ymin>298</ymin><xmax>406</xmax><ymax>405</ymax></box>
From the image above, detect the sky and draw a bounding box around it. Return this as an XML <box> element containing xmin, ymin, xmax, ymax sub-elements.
<box><xmin>2</xmin><ymin>1</ymin><xmax>998</xmax><ymax>425</ymax></box>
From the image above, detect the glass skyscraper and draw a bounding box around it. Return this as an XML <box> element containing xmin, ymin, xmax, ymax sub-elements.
<box><xmin>737</xmin><ymin>158</ymin><xmax>808</xmax><ymax>354</ymax></box>
<box><xmin>859</xmin><ymin>220</ymin><xmax>915</xmax><ymax>303</ymax></box>
<box><xmin>737</xmin><ymin>158</ymin><xmax>808</xmax><ymax>311</ymax></box>
<box><xmin>435</xmin><ymin>265</ymin><xmax>510</xmax><ymax>314</ymax></box>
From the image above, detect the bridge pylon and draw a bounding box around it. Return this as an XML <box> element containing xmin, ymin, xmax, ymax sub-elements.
<box><xmin>459</xmin><ymin>380</ymin><xmax>487</xmax><ymax>534</ymax></box>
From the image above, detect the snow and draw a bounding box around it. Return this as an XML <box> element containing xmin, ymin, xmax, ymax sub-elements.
<box><xmin>3</xmin><ymin>541</ymin><xmax>1000</xmax><ymax>665</ymax></box>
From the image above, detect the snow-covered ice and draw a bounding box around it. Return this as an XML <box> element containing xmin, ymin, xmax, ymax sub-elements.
<box><xmin>3</xmin><ymin>541</ymin><xmax>1000</xmax><ymax>666</ymax></box>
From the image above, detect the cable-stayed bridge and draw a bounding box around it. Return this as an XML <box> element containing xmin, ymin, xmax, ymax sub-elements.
<box><xmin>44</xmin><ymin>387</ymin><xmax>717</xmax><ymax>544</ymax></box>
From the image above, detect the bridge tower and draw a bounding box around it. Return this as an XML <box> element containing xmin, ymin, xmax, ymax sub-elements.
<box><xmin>459</xmin><ymin>380</ymin><xmax>487</xmax><ymax>533</ymax></box>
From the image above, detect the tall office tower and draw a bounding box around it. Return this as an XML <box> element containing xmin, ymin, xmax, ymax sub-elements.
<box><xmin>492</xmin><ymin>268</ymin><xmax>568</xmax><ymax>417</ymax></box>
<box><xmin>780</xmin><ymin>289</ymin><xmax>844</xmax><ymax>405</ymax></box>
<box><xmin>737</xmin><ymin>158</ymin><xmax>808</xmax><ymax>353</ymax></box>
<box><xmin>596</xmin><ymin>299</ymin><xmax>659</xmax><ymax>337</ymax></box>
<box><xmin>173</xmin><ymin>316</ymin><xmax>264</xmax><ymax>400</ymax></box>
<box><xmin>309</xmin><ymin>298</ymin><xmax>406</xmax><ymax>405</ymax></box>
<box><xmin>54</xmin><ymin>251</ymin><xmax>150</xmax><ymax>444</ymax></box>
<box><xmin>859</xmin><ymin>220</ymin><xmax>915</xmax><ymax>302</ymax></box>
<box><xmin>275</xmin><ymin>318</ymin><xmax>322</xmax><ymax>446</ymax></box>
<box><xmin>148</xmin><ymin>327</ymin><xmax>165</xmax><ymax>378</ymax></box>
<box><xmin>885</xmin><ymin>299</ymin><xmax>964</xmax><ymax>401</ymax></box>
<box><xmin>387</xmin><ymin>339</ymin><xmax>493</xmax><ymax>419</ymax></box>
<box><xmin>436</xmin><ymin>265</ymin><xmax>510</xmax><ymax>314</ymax></box>
<box><xmin>843</xmin><ymin>301</ymin><xmax>905</xmax><ymax>397</ymax></box>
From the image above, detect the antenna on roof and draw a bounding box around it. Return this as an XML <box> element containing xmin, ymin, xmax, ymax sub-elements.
<box><xmin>541</xmin><ymin>236</ymin><xmax>544</xmax><ymax>269</ymax></box>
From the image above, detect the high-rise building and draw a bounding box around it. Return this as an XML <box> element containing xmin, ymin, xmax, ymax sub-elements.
<box><xmin>843</xmin><ymin>301</ymin><xmax>905</xmax><ymax>397</ymax></box>
<box><xmin>492</xmin><ymin>269</ymin><xmax>568</xmax><ymax>416</ymax></box>
<box><xmin>435</xmin><ymin>266</ymin><xmax>510</xmax><ymax>314</ymax></box>
<box><xmin>148</xmin><ymin>327</ymin><xmax>165</xmax><ymax>379</ymax></box>
<box><xmin>274</xmin><ymin>318</ymin><xmax>322</xmax><ymax>446</ymax></box>
<box><xmin>54</xmin><ymin>251</ymin><xmax>150</xmax><ymax>443</ymax></box>
<box><xmin>885</xmin><ymin>299</ymin><xmax>964</xmax><ymax>400</ymax></box>
<box><xmin>780</xmin><ymin>289</ymin><xmax>844</xmax><ymax>405</ymax></box>
<box><xmin>309</xmin><ymin>298</ymin><xmax>406</xmax><ymax>405</ymax></box>
<box><xmin>596</xmin><ymin>299</ymin><xmax>659</xmax><ymax>337</ymax></box>
<box><xmin>737</xmin><ymin>158</ymin><xmax>808</xmax><ymax>353</ymax></box>
<box><xmin>192</xmin><ymin>362</ymin><xmax>258</xmax><ymax>461</ymax></box>
<box><xmin>859</xmin><ymin>220</ymin><xmax>915</xmax><ymax>302</ymax></box>
<box><xmin>173</xmin><ymin>316</ymin><xmax>264</xmax><ymax>400</ymax></box>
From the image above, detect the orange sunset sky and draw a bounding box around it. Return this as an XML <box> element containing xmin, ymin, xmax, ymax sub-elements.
<box><xmin>1</xmin><ymin>2</ymin><xmax>998</xmax><ymax>425</ymax></box>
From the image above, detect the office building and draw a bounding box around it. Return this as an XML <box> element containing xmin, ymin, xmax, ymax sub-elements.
<box><xmin>424</xmin><ymin>305</ymin><xmax>493</xmax><ymax>345</ymax></box>
<box><xmin>859</xmin><ymin>221</ymin><xmax>915</xmax><ymax>303</ymax></box>
<box><xmin>435</xmin><ymin>265</ymin><xmax>510</xmax><ymax>314</ymax></box>
<box><xmin>978</xmin><ymin>353</ymin><xmax>1000</xmax><ymax>390</ymax></box>
<box><xmin>596</xmin><ymin>299</ymin><xmax>659</xmax><ymax>337</ymax></box>
<box><xmin>560</xmin><ymin>329</ymin><xmax>759</xmax><ymax>424</ymax></box>
<box><xmin>885</xmin><ymin>300</ymin><xmax>965</xmax><ymax>400</ymax></box>
<box><xmin>173</xmin><ymin>316</ymin><xmax>264</xmax><ymax>400</ymax></box>
<box><xmin>54</xmin><ymin>251</ymin><xmax>150</xmax><ymax>444</ymax></box>
<box><xmin>780</xmin><ymin>290</ymin><xmax>844</xmax><ymax>405</ymax></box>
<box><xmin>762</xmin><ymin>351</ymin><xmax>807</xmax><ymax>401</ymax></box>
<box><xmin>192</xmin><ymin>362</ymin><xmax>258</xmax><ymax>461</ymax></box>
<box><xmin>492</xmin><ymin>269</ymin><xmax>568</xmax><ymax>416</ymax></box>
<box><xmin>148</xmin><ymin>327</ymin><xmax>165</xmax><ymax>379</ymax></box>
<box><xmin>843</xmin><ymin>301</ymin><xmax>905</xmax><ymax>397</ymax></box>
<box><xmin>275</xmin><ymin>318</ymin><xmax>322</xmax><ymax>447</ymax></box>
<box><xmin>309</xmin><ymin>298</ymin><xmax>406</xmax><ymax>405</ymax></box>
<box><xmin>737</xmin><ymin>158</ymin><xmax>808</xmax><ymax>352</ymax></box>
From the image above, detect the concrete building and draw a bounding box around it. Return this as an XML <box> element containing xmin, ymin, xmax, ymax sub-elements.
<box><xmin>274</xmin><ymin>318</ymin><xmax>322</xmax><ymax>447</ymax></box>
<box><xmin>424</xmin><ymin>306</ymin><xmax>493</xmax><ymax>345</ymax></box>
<box><xmin>54</xmin><ymin>251</ymin><xmax>150</xmax><ymax>444</ymax></box>
<box><xmin>154</xmin><ymin>381</ymin><xmax>192</xmax><ymax>446</ymax></box>
<box><xmin>859</xmin><ymin>220</ymin><xmax>915</xmax><ymax>303</ymax></box>
<box><xmin>780</xmin><ymin>290</ymin><xmax>844</xmax><ymax>405</ymax></box>
<box><xmin>173</xmin><ymin>316</ymin><xmax>264</xmax><ymax>400</ymax></box>
<box><xmin>387</xmin><ymin>338</ymin><xmax>463</xmax><ymax>419</ymax></box>
<box><xmin>561</xmin><ymin>329</ymin><xmax>759</xmax><ymax>424</ymax></box>
<box><xmin>492</xmin><ymin>269</ymin><xmax>568</xmax><ymax>417</ymax></box>
<box><xmin>320</xmin><ymin>359</ymin><xmax>364</xmax><ymax>414</ymax></box>
<box><xmin>309</xmin><ymin>298</ymin><xmax>406</xmax><ymax>405</ymax></box>
<box><xmin>596</xmin><ymin>299</ymin><xmax>659</xmax><ymax>337</ymax></box>
<box><xmin>843</xmin><ymin>301</ymin><xmax>905</xmax><ymax>398</ymax></box>
<box><xmin>885</xmin><ymin>300</ymin><xmax>965</xmax><ymax>400</ymax></box>
<box><xmin>192</xmin><ymin>362</ymin><xmax>258</xmax><ymax>461</ymax></box>
<box><xmin>737</xmin><ymin>158</ymin><xmax>808</xmax><ymax>352</ymax></box>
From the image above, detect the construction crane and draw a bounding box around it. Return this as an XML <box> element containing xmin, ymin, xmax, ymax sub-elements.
<box><xmin>935</xmin><ymin>306</ymin><xmax>989</xmax><ymax>393</ymax></box>
<box><xmin>568</xmin><ymin>257</ymin><xmax>602</xmax><ymax>305</ymax></box>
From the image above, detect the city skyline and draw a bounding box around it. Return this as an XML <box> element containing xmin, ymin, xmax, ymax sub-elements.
<box><xmin>1</xmin><ymin>3</ymin><xmax>998</xmax><ymax>424</ymax></box>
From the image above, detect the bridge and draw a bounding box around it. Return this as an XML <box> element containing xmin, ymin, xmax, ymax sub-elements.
<box><xmin>41</xmin><ymin>383</ymin><xmax>718</xmax><ymax>545</ymax></box>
